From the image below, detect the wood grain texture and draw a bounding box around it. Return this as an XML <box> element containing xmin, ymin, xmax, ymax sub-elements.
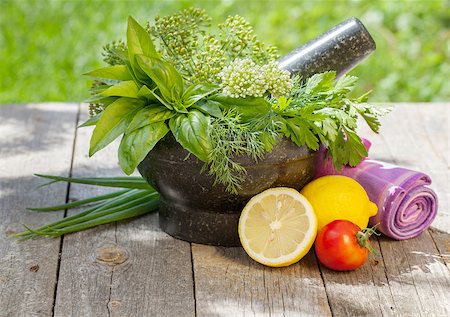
<box><xmin>0</xmin><ymin>103</ymin><xmax>79</xmax><ymax>316</ymax></box>
<box><xmin>358</xmin><ymin>103</ymin><xmax>449</xmax><ymax>233</ymax></box>
<box><xmin>53</xmin><ymin>106</ymin><xmax>195</xmax><ymax>317</ymax></box>
<box><xmin>192</xmin><ymin>245</ymin><xmax>331</xmax><ymax>316</ymax></box>
<box><xmin>1</xmin><ymin>102</ymin><xmax>450</xmax><ymax>317</ymax></box>
<box><xmin>357</xmin><ymin>103</ymin><xmax>450</xmax><ymax>315</ymax></box>
<box><xmin>379</xmin><ymin>233</ymin><xmax>450</xmax><ymax>316</ymax></box>
<box><xmin>429</xmin><ymin>228</ymin><xmax>450</xmax><ymax>268</ymax></box>
<box><xmin>319</xmin><ymin>240</ymin><xmax>397</xmax><ymax>316</ymax></box>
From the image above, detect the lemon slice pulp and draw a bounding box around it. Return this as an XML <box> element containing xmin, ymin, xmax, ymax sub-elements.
<box><xmin>238</xmin><ymin>187</ymin><xmax>317</xmax><ymax>267</ymax></box>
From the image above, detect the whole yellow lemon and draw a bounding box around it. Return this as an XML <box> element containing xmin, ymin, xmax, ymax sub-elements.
<box><xmin>300</xmin><ymin>175</ymin><xmax>378</xmax><ymax>230</ymax></box>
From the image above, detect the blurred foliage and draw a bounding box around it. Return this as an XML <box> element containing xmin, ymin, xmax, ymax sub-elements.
<box><xmin>0</xmin><ymin>0</ymin><xmax>449</xmax><ymax>103</ymax></box>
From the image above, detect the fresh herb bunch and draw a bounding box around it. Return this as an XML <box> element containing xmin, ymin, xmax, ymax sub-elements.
<box><xmin>17</xmin><ymin>175</ymin><xmax>159</xmax><ymax>240</ymax></box>
<box><xmin>85</xmin><ymin>8</ymin><xmax>389</xmax><ymax>193</ymax></box>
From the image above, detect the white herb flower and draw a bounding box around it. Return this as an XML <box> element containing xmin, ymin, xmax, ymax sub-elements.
<box><xmin>262</xmin><ymin>62</ymin><xmax>292</xmax><ymax>97</ymax></box>
<box><xmin>220</xmin><ymin>59</ymin><xmax>292</xmax><ymax>98</ymax></box>
<box><xmin>220</xmin><ymin>59</ymin><xmax>268</xmax><ymax>98</ymax></box>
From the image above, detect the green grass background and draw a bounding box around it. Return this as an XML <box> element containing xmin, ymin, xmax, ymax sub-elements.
<box><xmin>1</xmin><ymin>0</ymin><xmax>449</xmax><ymax>104</ymax></box>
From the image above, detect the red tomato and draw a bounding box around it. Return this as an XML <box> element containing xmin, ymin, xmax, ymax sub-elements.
<box><xmin>315</xmin><ymin>219</ymin><xmax>377</xmax><ymax>271</ymax></box>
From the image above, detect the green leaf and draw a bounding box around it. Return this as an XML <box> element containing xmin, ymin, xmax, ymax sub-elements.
<box><xmin>127</xmin><ymin>16</ymin><xmax>158</xmax><ymax>59</ymax></box>
<box><xmin>79</xmin><ymin>112</ymin><xmax>101</xmax><ymax>127</ymax></box>
<box><xmin>345</xmin><ymin>129</ymin><xmax>367</xmax><ymax>166</ymax></box>
<box><xmin>136</xmin><ymin>85</ymin><xmax>158</xmax><ymax>102</ymax></box>
<box><xmin>119</xmin><ymin>122</ymin><xmax>169</xmax><ymax>174</ymax></box>
<box><xmin>89</xmin><ymin>84</ymin><xmax>111</xmax><ymax>94</ymax></box>
<box><xmin>182</xmin><ymin>83</ymin><xmax>219</xmax><ymax>107</ymax></box>
<box><xmin>169</xmin><ymin>110</ymin><xmax>212</xmax><ymax>162</ymax></box>
<box><xmin>34</xmin><ymin>174</ymin><xmax>151</xmax><ymax>189</ymax></box>
<box><xmin>192</xmin><ymin>100</ymin><xmax>223</xmax><ymax>118</ymax></box>
<box><xmin>101</xmin><ymin>81</ymin><xmax>139</xmax><ymax>98</ymax></box>
<box><xmin>280</xmin><ymin>117</ymin><xmax>320</xmax><ymax>150</ymax></box>
<box><xmin>334</xmin><ymin>74</ymin><xmax>358</xmax><ymax>94</ymax></box>
<box><xmin>209</xmin><ymin>94</ymin><xmax>271</xmax><ymax>121</ymax></box>
<box><xmin>84</xmin><ymin>65</ymin><xmax>133</xmax><ymax>81</ymax></box>
<box><xmin>28</xmin><ymin>189</ymin><xmax>130</xmax><ymax>212</ymax></box>
<box><xmin>127</xmin><ymin>16</ymin><xmax>158</xmax><ymax>84</ymax></box>
<box><xmin>83</xmin><ymin>94</ymin><xmax>118</xmax><ymax>104</ymax></box>
<box><xmin>351</xmin><ymin>102</ymin><xmax>392</xmax><ymax>133</ymax></box>
<box><xmin>320</xmin><ymin>117</ymin><xmax>338</xmax><ymax>141</ymax></box>
<box><xmin>89</xmin><ymin>98</ymin><xmax>144</xmax><ymax>156</ymax></box>
<box><xmin>126</xmin><ymin>106</ymin><xmax>174</xmax><ymax>133</ymax></box>
<box><xmin>136</xmin><ymin>54</ymin><xmax>184</xmax><ymax>104</ymax></box>
<box><xmin>305</xmin><ymin>71</ymin><xmax>335</xmax><ymax>95</ymax></box>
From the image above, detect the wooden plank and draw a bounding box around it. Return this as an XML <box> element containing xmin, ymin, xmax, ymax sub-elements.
<box><xmin>358</xmin><ymin>103</ymin><xmax>449</xmax><ymax>233</ymax></box>
<box><xmin>380</xmin><ymin>232</ymin><xmax>450</xmax><ymax>315</ymax></box>
<box><xmin>192</xmin><ymin>245</ymin><xmax>331</xmax><ymax>316</ymax></box>
<box><xmin>192</xmin><ymin>103</ymin><xmax>450</xmax><ymax>316</ymax></box>
<box><xmin>429</xmin><ymin>228</ymin><xmax>450</xmax><ymax>268</ymax></box>
<box><xmin>0</xmin><ymin>103</ymin><xmax>79</xmax><ymax>316</ymax></box>
<box><xmin>319</xmin><ymin>241</ymin><xmax>397</xmax><ymax>316</ymax></box>
<box><xmin>357</xmin><ymin>103</ymin><xmax>450</xmax><ymax>315</ymax></box>
<box><xmin>53</xmin><ymin>105</ymin><xmax>195</xmax><ymax>317</ymax></box>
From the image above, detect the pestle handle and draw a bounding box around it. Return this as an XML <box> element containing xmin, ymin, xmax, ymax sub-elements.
<box><xmin>278</xmin><ymin>17</ymin><xmax>376</xmax><ymax>79</ymax></box>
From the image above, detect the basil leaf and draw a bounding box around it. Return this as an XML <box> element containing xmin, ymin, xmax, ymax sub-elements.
<box><xmin>101</xmin><ymin>81</ymin><xmax>139</xmax><ymax>98</ymax></box>
<box><xmin>89</xmin><ymin>98</ymin><xmax>144</xmax><ymax>156</ymax></box>
<box><xmin>84</xmin><ymin>65</ymin><xmax>133</xmax><ymax>81</ymax></box>
<box><xmin>83</xmin><ymin>95</ymin><xmax>118</xmax><ymax>104</ymax></box>
<box><xmin>89</xmin><ymin>84</ymin><xmax>111</xmax><ymax>94</ymax></box>
<box><xmin>118</xmin><ymin>122</ymin><xmax>169</xmax><ymax>175</ymax></box>
<box><xmin>127</xmin><ymin>16</ymin><xmax>158</xmax><ymax>85</ymax></box>
<box><xmin>141</xmin><ymin>88</ymin><xmax>173</xmax><ymax>110</ymax></box>
<box><xmin>210</xmin><ymin>94</ymin><xmax>271</xmax><ymax>121</ymax></box>
<box><xmin>127</xmin><ymin>16</ymin><xmax>158</xmax><ymax>59</ymax></box>
<box><xmin>192</xmin><ymin>100</ymin><xmax>223</xmax><ymax>118</ymax></box>
<box><xmin>126</xmin><ymin>106</ymin><xmax>174</xmax><ymax>133</ymax></box>
<box><xmin>169</xmin><ymin>110</ymin><xmax>212</xmax><ymax>162</ymax></box>
<box><xmin>182</xmin><ymin>83</ymin><xmax>219</xmax><ymax>107</ymax></box>
<box><xmin>136</xmin><ymin>55</ymin><xmax>184</xmax><ymax>104</ymax></box>
<box><xmin>136</xmin><ymin>85</ymin><xmax>157</xmax><ymax>102</ymax></box>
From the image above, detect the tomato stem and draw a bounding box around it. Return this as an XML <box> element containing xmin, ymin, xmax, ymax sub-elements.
<box><xmin>356</xmin><ymin>224</ymin><xmax>380</xmax><ymax>256</ymax></box>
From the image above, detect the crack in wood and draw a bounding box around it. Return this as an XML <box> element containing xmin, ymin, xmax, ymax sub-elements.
<box><xmin>52</xmin><ymin>102</ymin><xmax>81</xmax><ymax>317</ymax></box>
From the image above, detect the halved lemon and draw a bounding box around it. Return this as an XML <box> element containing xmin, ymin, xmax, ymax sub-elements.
<box><xmin>238</xmin><ymin>187</ymin><xmax>317</xmax><ymax>267</ymax></box>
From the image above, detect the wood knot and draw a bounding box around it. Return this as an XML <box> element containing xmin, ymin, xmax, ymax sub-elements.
<box><xmin>371</xmin><ymin>259</ymin><xmax>380</xmax><ymax>266</ymax></box>
<box><xmin>96</xmin><ymin>244</ymin><xmax>128</xmax><ymax>266</ymax></box>
<box><xmin>109</xmin><ymin>300</ymin><xmax>121</xmax><ymax>309</ymax></box>
<box><xmin>29</xmin><ymin>265</ymin><xmax>39</xmax><ymax>273</ymax></box>
<box><xmin>5</xmin><ymin>229</ymin><xmax>17</xmax><ymax>237</ymax></box>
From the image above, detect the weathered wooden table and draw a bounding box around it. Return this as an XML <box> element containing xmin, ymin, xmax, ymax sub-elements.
<box><xmin>1</xmin><ymin>103</ymin><xmax>449</xmax><ymax>316</ymax></box>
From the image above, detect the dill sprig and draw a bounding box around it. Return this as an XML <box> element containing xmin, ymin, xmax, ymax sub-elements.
<box><xmin>208</xmin><ymin>109</ymin><xmax>269</xmax><ymax>193</ymax></box>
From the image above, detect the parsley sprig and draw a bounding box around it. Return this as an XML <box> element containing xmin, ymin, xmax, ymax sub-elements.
<box><xmin>273</xmin><ymin>71</ymin><xmax>391</xmax><ymax>170</ymax></box>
